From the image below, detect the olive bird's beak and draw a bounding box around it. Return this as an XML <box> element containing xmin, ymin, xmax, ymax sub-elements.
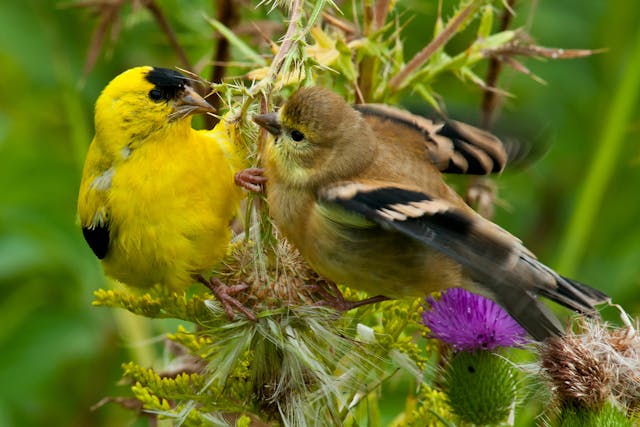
<box><xmin>172</xmin><ymin>85</ymin><xmax>216</xmax><ymax>119</ymax></box>
<box><xmin>253</xmin><ymin>113</ymin><xmax>281</xmax><ymax>136</ymax></box>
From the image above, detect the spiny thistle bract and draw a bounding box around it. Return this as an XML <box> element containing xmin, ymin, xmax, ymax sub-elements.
<box><xmin>445</xmin><ymin>351</ymin><xmax>518</xmax><ymax>425</ymax></box>
<box><xmin>179</xmin><ymin>305</ymin><xmax>397</xmax><ymax>426</ymax></box>
<box><xmin>557</xmin><ymin>403</ymin><xmax>633</xmax><ymax>427</ymax></box>
<box><xmin>538</xmin><ymin>315</ymin><xmax>640</xmax><ymax>425</ymax></box>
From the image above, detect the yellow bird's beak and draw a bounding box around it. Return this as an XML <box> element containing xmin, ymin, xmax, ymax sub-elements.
<box><xmin>171</xmin><ymin>85</ymin><xmax>216</xmax><ymax>121</ymax></box>
<box><xmin>253</xmin><ymin>113</ymin><xmax>282</xmax><ymax>136</ymax></box>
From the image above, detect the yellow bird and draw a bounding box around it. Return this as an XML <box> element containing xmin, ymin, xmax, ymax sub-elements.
<box><xmin>252</xmin><ymin>86</ymin><xmax>609</xmax><ymax>340</ymax></box>
<box><xmin>78</xmin><ymin>66</ymin><xmax>253</xmax><ymax>319</ymax></box>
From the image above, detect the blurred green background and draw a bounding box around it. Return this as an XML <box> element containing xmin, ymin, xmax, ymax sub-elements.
<box><xmin>0</xmin><ymin>1</ymin><xmax>638</xmax><ymax>426</ymax></box>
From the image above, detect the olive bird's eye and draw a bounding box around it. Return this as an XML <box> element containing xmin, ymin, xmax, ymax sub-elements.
<box><xmin>291</xmin><ymin>130</ymin><xmax>305</xmax><ymax>142</ymax></box>
<box><xmin>148</xmin><ymin>89</ymin><xmax>165</xmax><ymax>102</ymax></box>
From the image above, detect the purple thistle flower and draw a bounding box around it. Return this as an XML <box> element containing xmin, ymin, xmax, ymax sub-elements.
<box><xmin>423</xmin><ymin>288</ymin><xmax>527</xmax><ymax>351</ymax></box>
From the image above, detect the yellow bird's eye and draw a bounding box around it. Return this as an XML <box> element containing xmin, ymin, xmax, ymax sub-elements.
<box><xmin>291</xmin><ymin>130</ymin><xmax>305</xmax><ymax>142</ymax></box>
<box><xmin>149</xmin><ymin>88</ymin><xmax>167</xmax><ymax>102</ymax></box>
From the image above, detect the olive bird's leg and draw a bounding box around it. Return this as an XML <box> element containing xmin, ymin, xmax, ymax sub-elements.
<box><xmin>234</xmin><ymin>167</ymin><xmax>266</xmax><ymax>192</ymax></box>
<box><xmin>196</xmin><ymin>275</ymin><xmax>257</xmax><ymax>321</ymax></box>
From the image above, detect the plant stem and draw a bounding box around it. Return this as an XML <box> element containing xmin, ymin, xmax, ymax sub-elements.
<box><xmin>389</xmin><ymin>0</ymin><xmax>480</xmax><ymax>91</ymax></box>
<box><xmin>481</xmin><ymin>0</ymin><xmax>516</xmax><ymax>129</ymax></box>
<box><xmin>81</xmin><ymin>2</ymin><xmax>121</xmax><ymax>79</ymax></box>
<box><xmin>556</xmin><ymin>26</ymin><xmax>640</xmax><ymax>276</ymax></box>
<box><xmin>144</xmin><ymin>0</ymin><xmax>192</xmax><ymax>71</ymax></box>
<box><xmin>247</xmin><ymin>0</ymin><xmax>304</xmax><ymax>98</ymax></box>
<box><xmin>206</xmin><ymin>0</ymin><xmax>241</xmax><ymax>129</ymax></box>
<box><xmin>374</xmin><ymin>0</ymin><xmax>391</xmax><ymax>30</ymax></box>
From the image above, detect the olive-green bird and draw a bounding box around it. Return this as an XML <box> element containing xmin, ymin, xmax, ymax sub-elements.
<box><xmin>252</xmin><ymin>86</ymin><xmax>609</xmax><ymax>341</ymax></box>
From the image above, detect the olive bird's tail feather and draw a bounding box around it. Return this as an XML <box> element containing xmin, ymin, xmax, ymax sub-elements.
<box><xmin>489</xmin><ymin>255</ymin><xmax>610</xmax><ymax>341</ymax></box>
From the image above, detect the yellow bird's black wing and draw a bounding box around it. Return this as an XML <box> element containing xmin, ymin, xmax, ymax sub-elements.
<box><xmin>355</xmin><ymin>104</ymin><xmax>507</xmax><ymax>175</ymax></box>
<box><xmin>77</xmin><ymin>155</ymin><xmax>113</xmax><ymax>260</ymax></box>
<box><xmin>319</xmin><ymin>181</ymin><xmax>609</xmax><ymax>340</ymax></box>
<box><xmin>82</xmin><ymin>225</ymin><xmax>110</xmax><ymax>259</ymax></box>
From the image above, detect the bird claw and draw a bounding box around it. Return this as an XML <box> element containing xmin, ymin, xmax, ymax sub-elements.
<box><xmin>235</xmin><ymin>168</ymin><xmax>266</xmax><ymax>192</ymax></box>
<box><xmin>306</xmin><ymin>280</ymin><xmax>390</xmax><ymax>311</ymax></box>
<box><xmin>199</xmin><ymin>276</ymin><xmax>257</xmax><ymax>321</ymax></box>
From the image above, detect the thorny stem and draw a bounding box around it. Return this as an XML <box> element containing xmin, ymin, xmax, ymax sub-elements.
<box><xmin>374</xmin><ymin>0</ymin><xmax>391</xmax><ymax>31</ymax></box>
<box><xmin>389</xmin><ymin>0</ymin><xmax>480</xmax><ymax>91</ymax></box>
<box><xmin>362</xmin><ymin>0</ymin><xmax>373</xmax><ymax>35</ymax></box>
<box><xmin>321</xmin><ymin>12</ymin><xmax>357</xmax><ymax>36</ymax></box>
<box><xmin>143</xmin><ymin>0</ymin><xmax>192</xmax><ymax>71</ymax></box>
<box><xmin>247</xmin><ymin>0</ymin><xmax>304</xmax><ymax>99</ymax></box>
<box><xmin>481</xmin><ymin>0</ymin><xmax>517</xmax><ymax>129</ymax></box>
<box><xmin>358</xmin><ymin>0</ymin><xmax>387</xmax><ymax>102</ymax></box>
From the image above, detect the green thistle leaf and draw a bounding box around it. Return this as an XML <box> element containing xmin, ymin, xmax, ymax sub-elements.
<box><xmin>558</xmin><ymin>403</ymin><xmax>634</xmax><ymax>427</ymax></box>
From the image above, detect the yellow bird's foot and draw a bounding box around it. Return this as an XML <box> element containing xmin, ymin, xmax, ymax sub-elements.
<box><xmin>234</xmin><ymin>167</ymin><xmax>266</xmax><ymax>192</ymax></box>
<box><xmin>198</xmin><ymin>276</ymin><xmax>257</xmax><ymax>321</ymax></box>
<box><xmin>307</xmin><ymin>279</ymin><xmax>390</xmax><ymax>311</ymax></box>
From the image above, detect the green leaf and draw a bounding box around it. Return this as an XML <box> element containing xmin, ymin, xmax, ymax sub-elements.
<box><xmin>205</xmin><ymin>16</ymin><xmax>266</xmax><ymax>66</ymax></box>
